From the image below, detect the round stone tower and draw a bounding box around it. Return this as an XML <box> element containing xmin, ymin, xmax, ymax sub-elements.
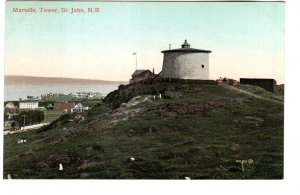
<box><xmin>161</xmin><ymin>40</ymin><xmax>212</xmax><ymax>80</ymax></box>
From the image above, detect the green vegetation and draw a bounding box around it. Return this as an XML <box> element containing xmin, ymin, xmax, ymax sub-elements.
<box><xmin>10</xmin><ymin>110</ymin><xmax>44</xmax><ymax>128</ymax></box>
<box><xmin>37</xmin><ymin>114</ymin><xmax>73</xmax><ymax>133</ymax></box>
<box><xmin>239</xmin><ymin>84</ymin><xmax>284</xmax><ymax>102</ymax></box>
<box><xmin>275</xmin><ymin>84</ymin><xmax>284</xmax><ymax>96</ymax></box>
<box><xmin>3</xmin><ymin>82</ymin><xmax>283</xmax><ymax>179</ymax></box>
<box><xmin>4</xmin><ymin>114</ymin><xmax>9</xmax><ymax>121</ymax></box>
<box><xmin>43</xmin><ymin>110</ymin><xmax>64</xmax><ymax>123</ymax></box>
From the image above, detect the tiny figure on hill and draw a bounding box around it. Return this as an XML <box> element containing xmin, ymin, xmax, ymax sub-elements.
<box><xmin>59</xmin><ymin>163</ymin><xmax>63</xmax><ymax>171</ymax></box>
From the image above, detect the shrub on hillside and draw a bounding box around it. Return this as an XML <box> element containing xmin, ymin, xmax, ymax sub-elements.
<box><xmin>36</xmin><ymin>113</ymin><xmax>72</xmax><ymax>133</ymax></box>
<box><xmin>11</xmin><ymin>110</ymin><xmax>44</xmax><ymax>127</ymax></box>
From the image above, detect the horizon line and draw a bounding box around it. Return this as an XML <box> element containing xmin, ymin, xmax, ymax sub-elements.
<box><xmin>4</xmin><ymin>74</ymin><xmax>128</xmax><ymax>83</ymax></box>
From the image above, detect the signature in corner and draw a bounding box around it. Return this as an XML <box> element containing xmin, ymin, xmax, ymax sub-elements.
<box><xmin>236</xmin><ymin>159</ymin><xmax>254</xmax><ymax>172</ymax></box>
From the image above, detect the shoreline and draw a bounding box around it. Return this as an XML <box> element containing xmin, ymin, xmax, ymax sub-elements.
<box><xmin>4</xmin><ymin>84</ymin><xmax>117</xmax><ymax>102</ymax></box>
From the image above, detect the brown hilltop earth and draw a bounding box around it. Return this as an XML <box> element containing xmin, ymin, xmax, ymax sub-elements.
<box><xmin>3</xmin><ymin>82</ymin><xmax>284</xmax><ymax>179</ymax></box>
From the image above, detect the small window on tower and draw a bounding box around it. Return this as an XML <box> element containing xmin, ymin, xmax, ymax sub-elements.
<box><xmin>201</xmin><ymin>65</ymin><xmax>205</xmax><ymax>68</ymax></box>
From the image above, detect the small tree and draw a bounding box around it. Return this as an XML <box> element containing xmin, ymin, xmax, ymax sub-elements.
<box><xmin>11</xmin><ymin>110</ymin><xmax>45</xmax><ymax>127</ymax></box>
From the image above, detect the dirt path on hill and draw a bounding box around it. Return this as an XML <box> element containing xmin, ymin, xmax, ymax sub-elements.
<box><xmin>4</xmin><ymin>123</ymin><xmax>50</xmax><ymax>136</ymax></box>
<box><xmin>224</xmin><ymin>85</ymin><xmax>284</xmax><ymax>105</ymax></box>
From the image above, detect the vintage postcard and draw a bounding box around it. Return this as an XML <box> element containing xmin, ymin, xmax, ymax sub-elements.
<box><xmin>3</xmin><ymin>0</ymin><xmax>284</xmax><ymax>179</ymax></box>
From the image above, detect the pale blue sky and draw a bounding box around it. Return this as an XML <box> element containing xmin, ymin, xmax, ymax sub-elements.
<box><xmin>5</xmin><ymin>1</ymin><xmax>285</xmax><ymax>83</ymax></box>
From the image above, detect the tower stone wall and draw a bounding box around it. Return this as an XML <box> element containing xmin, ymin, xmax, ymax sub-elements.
<box><xmin>161</xmin><ymin>40</ymin><xmax>211</xmax><ymax>80</ymax></box>
<box><xmin>161</xmin><ymin>52</ymin><xmax>209</xmax><ymax>79</ymax></box>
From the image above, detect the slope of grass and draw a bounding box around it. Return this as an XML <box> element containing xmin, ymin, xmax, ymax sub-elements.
<box><xmin>3</xmin><ymin>82</ymin><xmax>283</xmax><ymax>179</ymax></box>
<box><xmin>239</xmin><ymin>84</ymin><xmax>284</xmax><ymax>102</ymax></box>
<box><xmin>43</xmin><ymin>110</ymin><xmax>64</xmax><ymax>123</ymax></box>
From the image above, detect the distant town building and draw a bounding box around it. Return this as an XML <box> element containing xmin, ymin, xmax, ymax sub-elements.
<box><xmin>54</xmin><ymin>101</ymin><xmax>75</xmax><ymax>111</ymax></box>
<box><xmin>161</xmin><ymin>39</ymin><xmax>211</xmax><ymax>80</ymax></box>
<box><xmin>4</xmin><ymin>120</ymin><xmax>16</xmax><ymax>128</ymax></box>
<box><xmin>5</xmin><ymin>102</ymin><xmax>15</xmax><ymax>109</ymax></box>
<box><xmin>47</xmin><ymin>103</ymin><xmax>54</xmax><ymax>109</ymax></box>
<box><xmin>129</xmin><ymin>69</ymin><xmax>156</xmax><ymax>84</ymax></box>
<box><xmin>71</xmin><ymin>103</ymin><xmax>89</xmax><ymax>113</ymax></box>
<box><xmin>41</xmin><ymin>92</ymin><xmax>101</xmax><ymax>100</ymax></box>
<box><xmin>41</xmin><ymin>93</ymin><xmax>53</xmax><ymax>100</ymax></box>
<box><xmin>27</xmin><ymin>95</ymin><xmax>40</xmax><ymax>100</ymax></box>
<box><xmin>69</xmin><ymin>92</ymin><xmax>100</xmax><ymax>99</ymax></box>
<box><xmin>5</xmin><ymin>102</ymin><xmax>17</xmax><ymax>113</ymax></box>
<box><xmin>19</xmin><ymin>101</ymin><xmax>39</xmax><ymax>110</ymax></box>
<box><xmin>240</xmin><ymin>78</ymin><xmax>277</xmax><ymax>92</ymax></box>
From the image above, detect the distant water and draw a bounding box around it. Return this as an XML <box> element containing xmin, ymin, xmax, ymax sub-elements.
<box><xmin>4</xmin><ymin>84</ymin><xmax>119</xmax><ymax>101</ymax></box>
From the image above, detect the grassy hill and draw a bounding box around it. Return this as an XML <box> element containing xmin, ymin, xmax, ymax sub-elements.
<box><xmin>3</xmin><ymin>82</ymin><xmax>284</xmax><ymax>179</ymax></box>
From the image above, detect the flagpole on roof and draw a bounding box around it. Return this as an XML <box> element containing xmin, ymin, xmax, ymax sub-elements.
<box><xmin>135</xmin><ymin>51</ymin><xmax>137</xmax><ymax>70</ymax></box>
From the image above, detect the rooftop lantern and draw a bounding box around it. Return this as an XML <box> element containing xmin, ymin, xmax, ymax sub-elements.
<box><xmin>181</xmin><ymin>39</ymin><xmax>190</xmax><ymax>48</ymax></box>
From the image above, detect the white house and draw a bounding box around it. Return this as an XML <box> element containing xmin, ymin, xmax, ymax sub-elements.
<box><xmin>71</xmin><ymin>103</ymin><xmax>89</xmax><ymax>113</ymax></box>
<box><xmin>5</xmin><ymin>102</ymin><xmax>17</xmax><ymax>113</ymax></box>
<box><xmin>5</xmin><ymin>102</ymin><xmax>15</xmax><ymax>109</ymax></box>
<box><xmin>19</xmin><ymin>101</ymin><xmax>39</xmax><ymax>109</ymax></box>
